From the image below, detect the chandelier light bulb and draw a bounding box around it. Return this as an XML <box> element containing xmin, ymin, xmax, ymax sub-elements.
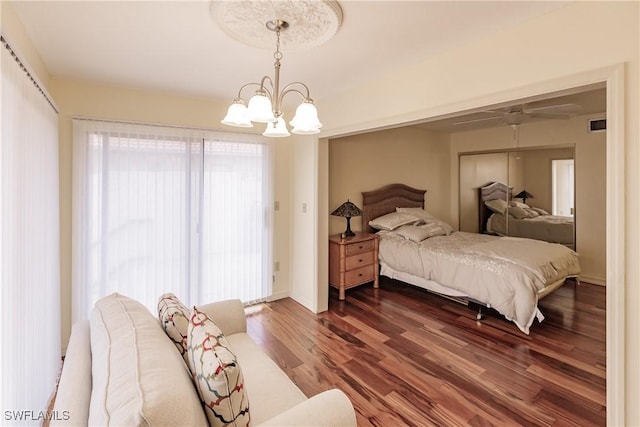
<box><xmin>221</xmin><ymin>99</ymin><xmax>253</xmax><ymax>127</ymax></box>
<box><xmin>290</xmin><ymin>100</ymin><xmax>322</xmax><ymax>134</ymax></box>
<box><xmin>247</xmin><ymin>91</ymin><xmax>276</xmax><ymax>123</ymax></box>
<box><xmin>262</xmin><ymin>116</ymin><xmax>291</xmax><ymax>138</ymax></box>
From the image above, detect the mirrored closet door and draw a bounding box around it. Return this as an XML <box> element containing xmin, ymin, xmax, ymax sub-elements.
<box><xmin>459</xmin><ymin>146</ymin><xmax>576</xmax><ymax>249</ymax></box>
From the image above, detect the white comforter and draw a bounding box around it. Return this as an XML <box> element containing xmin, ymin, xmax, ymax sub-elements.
<box><xmin>378</xmin><ymin>231</ymin><xmax>581</xmax><ymax>334</ymax></box>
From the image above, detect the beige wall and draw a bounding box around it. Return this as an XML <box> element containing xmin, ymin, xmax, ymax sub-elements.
<box><xmin>1</xmin><ymin>3</ymin><xmax>50</xmax><ymax>90</ymax></box>
<box><xmin>329</xmin><ymin>127</ymin><xmax>450</xmax><ymax>235</ymax></box>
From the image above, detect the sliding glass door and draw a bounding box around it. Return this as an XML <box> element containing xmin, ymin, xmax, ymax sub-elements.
<box><xmin>73</xmin><ymin>120</ymin><xmax>272</xmax><ymax>321</ymax></box>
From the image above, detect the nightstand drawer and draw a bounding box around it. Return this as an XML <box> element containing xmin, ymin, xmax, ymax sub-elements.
<box><xmin>345</xmin><ymin>251</ymin><xmax>375</xmax><ymax>270</ymax></box>
<box><xmin>328</xmin><ymin>232</ymin><xmax>379</xmax><ymax>300</ymax></box>
<box><xmin>344</xmin><ymin>265</ymin><xmax>375</xmax><ymax>286</ymax></box>
<box><xmin>345</xmin><ymin>239</ymin><xmax>375</xmax><ymax>256</ymax></box>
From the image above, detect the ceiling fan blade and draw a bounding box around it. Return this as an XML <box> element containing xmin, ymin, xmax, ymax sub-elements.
<box><xmin>523</xmin><ymin>103</ymin><xmax>580</xmax><ymax>113</ymax></box>
<box><xmin>454</xmin><ymin>116</ymin><xmax>503</xmax><ymax>126</ymax></box>
<box><xmin>527</xmin><ymin>112</ymin><xmax>572</xmax><ymax>120</ymax></box>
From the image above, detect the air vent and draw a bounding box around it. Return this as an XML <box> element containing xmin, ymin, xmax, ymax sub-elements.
<box><xmin>588</xmin><ymin>118</ymin><xmax>606</xmax><ymax>133</ymax></box>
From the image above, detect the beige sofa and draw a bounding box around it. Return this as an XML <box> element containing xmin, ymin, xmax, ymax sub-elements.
<box><xmin>51</xmin><ymin>294</ymin><xmax>356</xmax><ymax>426</ymax></box>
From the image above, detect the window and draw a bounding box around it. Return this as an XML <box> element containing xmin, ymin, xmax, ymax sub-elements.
<box><xmin>72</xmin><ymin>120</ymin><xmax>272</xmax><ymax>321</ymax></box>
<box><xmin>552</xmin><ymin>159</ymin><xmax>575</xmax><ymax>217</ymax></box>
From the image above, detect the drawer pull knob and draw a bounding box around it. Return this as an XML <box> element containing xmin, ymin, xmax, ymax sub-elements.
<box><xmin>359</xmin><ymin>259</ymin><xmax>363</xmax><ymax>262</ymax></box>
<box><xmin>358</xmin><ymin>245</ymin><xmax>363</xmax><ymax>249</ymax></box>
<box><xmin>358</xmin><ymin>273</ymin><xmax>363</xmax><ymax>277</ymax></box>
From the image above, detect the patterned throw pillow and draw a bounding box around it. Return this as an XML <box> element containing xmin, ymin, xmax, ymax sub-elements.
<box><xmin>187</xmin><ymin>307</ymin><xmax>250</xmax><ymax>427</ymax></box>
<box><xmin>158</xmin><ymin>293</ymin><xmax>191</xmax><ymax>363</ymax></box>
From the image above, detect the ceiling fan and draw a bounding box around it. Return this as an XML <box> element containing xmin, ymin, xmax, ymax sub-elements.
<box><xmin>454</xmin><ymin>103</ymin><xmax>579</xmax><ymax>127</ymax></box>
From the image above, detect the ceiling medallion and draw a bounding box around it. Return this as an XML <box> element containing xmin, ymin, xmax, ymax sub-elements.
<box><xmin>211</xmin><ymin>0</ymin><xmax>343</xmax><ymax>51</ymax></box>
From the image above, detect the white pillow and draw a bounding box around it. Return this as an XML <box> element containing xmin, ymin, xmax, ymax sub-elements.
<box><xmin>485</xmin><ymin>199</ymin><xmax>508</xmax><ymax>214</ymax></box>
<box><xmin>368</xmin><ymin>212</ymin><xmax>419</xmax><ymax>231</ymax></box>
<box><xmin>395</xmin><ymin>224</ymin><xmax>446</xmax><ymax>242</ymax></box>
<box><xmin>508</xmin><ymin>206</ymin><xmax>538</xmax><ymax>219</ymax></box>
<box><xmin>395</xmin><ymin>207</ymin><xmax>454</xmax><ymax>235</ymax></box>
<box><xmin>531</xmin><ymin>207</ymin><xmax>550</xmax><ymax>216</ymax></box>
<box><xmin>509</xmin><ymin>200</ymin><xmax>530</xmax><ymax>208</ymax></box>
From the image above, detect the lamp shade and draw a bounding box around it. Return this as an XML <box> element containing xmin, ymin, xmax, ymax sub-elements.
<box><xmin>290</xmin><ymin>100</ymin><xmax>322</xmax><ymax>134</ymax></box>
<box><xmin>330</xmin><ymin>200</ymin><xmax>363</xmax><ymax>218</ymax></box>
<box><xmin>247</xmin><ymin>91</ymin><xmax>276</xmax><ymax>123</ymax></box>
<box><xmin>515</xmin><ymin>190</ymin><xmax>533</xmax><ymax>200</ymax></box>
<box><xmin>263</xmin><ymin>116</ymin><xmax>291</xmax><ymax>138</ymax></box>
<box><xmin>221</xmin><ymin>100</ymin><xmax>253</xmax><ymax>127</ymax></box>
<box><xmin>515</xmin><ymin>190</ymin><xmax>533</xmax><ymax>204</ymax></box>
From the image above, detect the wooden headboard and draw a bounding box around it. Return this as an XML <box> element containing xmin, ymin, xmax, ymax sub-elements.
<box><xmin>361</xmin><ymin>183</ymin><xmax>426</xmax><ymax>233</ymax></box>
<box><xmin>478</xmin><ymin>182</ymin><xmax>512</xmax><ymax>233</ymax></box>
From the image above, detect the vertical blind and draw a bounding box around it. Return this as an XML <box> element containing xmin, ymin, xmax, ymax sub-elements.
<box><xmin>1</xmin><ymin>37</ymin><xmax>61</xmax><ymax>423</ymax></box>
<box><xmin>72</xmin><ymin>120</ymin><xmax>272</xmax><ymax>321</ymax></box>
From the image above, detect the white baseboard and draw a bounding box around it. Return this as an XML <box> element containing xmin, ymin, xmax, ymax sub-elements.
<box><xmin>579</xmin><ymin>274</ymin><xmax>606</xmax><ymax>286</ymax></box>
<box><xmin>267</xmin><ymin>290</ymin><xmax>289</xmax><ymax>302</ymax></box>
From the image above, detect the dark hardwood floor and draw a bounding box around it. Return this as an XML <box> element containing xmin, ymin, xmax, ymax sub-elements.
<box><xmin>245</xmin><ymin>277</ymin><xmax>606</xmax><ymax>426</ymax></box>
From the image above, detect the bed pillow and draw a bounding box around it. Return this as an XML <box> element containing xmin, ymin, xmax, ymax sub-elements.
<box><xmin>531</xmin><ymin>207</ymin><xmax>550</xmax><ymax>216</ymax></box>
<box><xmin>368</xmin><ymin>212</ymin><xmax>419</xmax><ymax>231</ymax></box>
<box><xmin>187</xmin><ymin>307</ymin><xmax>250</xmax><ymax>427</ymax></box>
<box><xmin>508</xmin><ymin>206</ymin><xmax>538</xmax><ymax>219</ymax></box>
<box><xmin>158</xmin><ymin>293</ymin><xmax>191</xmax><ymax>364</ymax></box>
<box><xmin>395</xmin><ymin>223</ymin><xmax>446</xmax><ymax>242</ymax></box>
<box><xmin>484</xmin><ymin>199</ymin><xmax>508</xmax><ymax>215</ymax></box>
<box><xmin>509</xmin><ymin>200</ymin><xmax>530</xmax><ymax>209</ymax></box>
<box><xmin>396</xmin><ymin>207</ymin><xmax>454</xmax><ymax>235</ymax></box>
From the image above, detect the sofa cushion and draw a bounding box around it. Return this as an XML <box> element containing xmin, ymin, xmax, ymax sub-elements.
<box><xmin>226</xmin><ymin>333</ymin><xmax>307</xmax><ymax>425</ymax></box>
<box><xmin>89</xmin><ymin>293</ymin><xmax>207</xmax><ymax>427</ymax></box>
<box><xmin>158</xmin><ymin>292</ymin><xmax>191</xmax><ymax>363</ymax></box>
<box><xmin>187</xmin><ymin>307</ymin><xmax>251</xmax><ymax>427</ymax></box>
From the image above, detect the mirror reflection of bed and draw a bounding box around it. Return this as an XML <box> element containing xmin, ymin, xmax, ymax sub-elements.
<box><xmin>459</xmin><ymin>147</ymin><xmax>576</xmax><ymax>249</ymax></box>
<box><xmin>361</xmin><ymin>183</ymin><xmax>580</xmax><ymax>334</ymax></box>
<box><xmin>479</xmin><ymin>181</ymin><xmax>575</xmax><ymax>249</ymax></box>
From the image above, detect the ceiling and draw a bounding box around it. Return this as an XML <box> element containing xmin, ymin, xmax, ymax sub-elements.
<box><xmin>9</xmin><ymin>0</ymin><xmax>605</xmax><ymax>131</ymax></box>
<box><xmin>411</xmin><ymin>86</ymin><xmax>607</xmax><ymax>133</ymax></box>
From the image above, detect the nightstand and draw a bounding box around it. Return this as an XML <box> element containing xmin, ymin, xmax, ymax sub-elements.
<box><xmin>328</xmin><ymin>232</ymin><xmax>379</xmax><ymax>300</ymax></box>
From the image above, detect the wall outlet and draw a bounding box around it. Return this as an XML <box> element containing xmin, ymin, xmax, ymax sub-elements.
<box><xmin>274</xmin><ymin>200</ymin><xmax>280</xmax><ymax>211</ymax></box>
<box><xmin>302</xmin><ymin>202</ymin><xmax>307</xmax><ymax>213</ymax></box>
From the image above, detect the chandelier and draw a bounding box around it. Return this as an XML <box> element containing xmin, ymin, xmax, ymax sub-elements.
<box><xmin>221</xmin><ymin>19</ymin><xmax>322</xmax><ymax>138</ymax></box>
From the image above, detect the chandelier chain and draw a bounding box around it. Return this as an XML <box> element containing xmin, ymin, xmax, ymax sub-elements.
<box><xmin>274</xmin><ymin>28</ymin><xmax>283</xmax><ymax>62</ymax></box>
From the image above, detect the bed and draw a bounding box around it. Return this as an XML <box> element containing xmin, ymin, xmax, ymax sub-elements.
<box><xmin>362</xmin><ymin>183</ymin><xmax>581</xmax><ymax>334</ymax></box>
<box><xmin>478</xmin><ymin>182</ymin><xmax>575</xmax><ymax>248</ymax></box>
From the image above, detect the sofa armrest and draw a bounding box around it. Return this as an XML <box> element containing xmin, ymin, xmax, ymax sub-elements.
<box><xmin>51</xmin><ymin>320</ymin><xmax>92</xmax><ymax>427</ymax></box>
<box><xmin>257</xmin><ymin>389</ymin><xmax>357</xmax><ymax>427</ymax></box>
<box><xmin>197</xmin><ymin>299</ymin><xmax>247</xmax><ymax>335</ymax></box>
